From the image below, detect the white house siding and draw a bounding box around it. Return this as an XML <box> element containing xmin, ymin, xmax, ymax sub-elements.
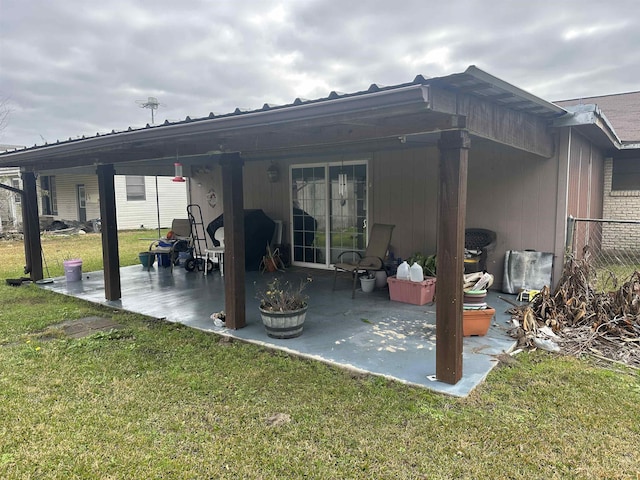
<box><xmin>54</xmin><ymin>174</ymin><xmax>101</xmax><ymax>222</ymax></box>
<box><xmin>42</xmin><ymin>174</ymin><xmax>188</xmax><ymax>231</ymax></box>
<box><xmin>115</xmin><ymin>175</ymin><xmax>189</xmax><ymax>230</ymax></box>
<box><xmin>0</xmin><ymin>167</ymin><xmax>22</xmax><ymax>231</ymax></box>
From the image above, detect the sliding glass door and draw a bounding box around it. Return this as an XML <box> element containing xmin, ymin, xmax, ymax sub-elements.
<box><xmin>291</xmin><ymin>161</ymin><xmax>368</xmax><ymax>268</ymax></box>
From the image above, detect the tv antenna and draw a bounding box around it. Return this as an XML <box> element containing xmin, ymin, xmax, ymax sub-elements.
<box><xmin>136</xmin><ymin>96</ymin><xmax>165</xmax><ymax>124</ymax></box>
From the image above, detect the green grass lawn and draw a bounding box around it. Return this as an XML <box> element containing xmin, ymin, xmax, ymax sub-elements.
<box><xmin>1</xmin><ymin>232</ymin><xmax>639</xmax><ymax>478</ymax></box>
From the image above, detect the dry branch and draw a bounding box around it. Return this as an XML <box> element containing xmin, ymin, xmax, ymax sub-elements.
<box><xmin>508</xmin><ymin>252</ymin><xmax>640</xmax><ymax>368</ymax></box>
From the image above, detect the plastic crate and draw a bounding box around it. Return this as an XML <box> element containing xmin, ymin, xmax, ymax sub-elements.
<box><xmin>463</xmin><ymin>307</ymin><xmax>495</xmax><ymax>336</ymax></box>
<box><xmin>387</xmin><ymin>276</ymin><xmax>436</xmax><ymax>305</ymax></box>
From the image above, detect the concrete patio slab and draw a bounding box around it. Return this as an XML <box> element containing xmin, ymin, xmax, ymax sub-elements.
<box><xmin>39</xmin><ymin>264</ymin><xmax>518</xmax><ymax>397</ymax></box>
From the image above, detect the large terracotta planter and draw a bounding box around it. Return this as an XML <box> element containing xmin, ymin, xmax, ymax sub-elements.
<box><xmin>259</xmin><ymin>305</ymin><xmax>308</xmax><ymax>339</ymax></box>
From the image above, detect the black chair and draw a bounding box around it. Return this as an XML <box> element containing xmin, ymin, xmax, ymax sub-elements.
<box><xmin>464</xmin><ymin>228</ymin><xmax>497</xmax><ymax>272</ymax></box>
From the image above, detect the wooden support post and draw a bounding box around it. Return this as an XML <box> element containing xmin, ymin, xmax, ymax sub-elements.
<box><xmin>21</xmin><ymin>171</ymin><xmax>43</xmax><ymax>281</ymax></box>
<box><xmin>220</xmin><ymin>152</ymin><xmax>246</xmax><ymax>329</ymax></box>
<box><xmin>97</xmin><ymin>164</ymin><xmax>121</xmax><ymax>301</ymax></box>
<box><xmin>436</xmin><ymin>129</ymin><xmax>470</xmax><ymax>384</ymax></box>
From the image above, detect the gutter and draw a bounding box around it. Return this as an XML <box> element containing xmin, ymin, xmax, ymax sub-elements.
<box><xmin>552</xmin><ymin>104</ymin><xmax>622</xmax><ymax>149</ymax></box>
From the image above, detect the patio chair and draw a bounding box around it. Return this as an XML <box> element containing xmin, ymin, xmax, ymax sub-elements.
<box><xmin>333</xmin><ymin>223</ymin><xmax>395</xmax><ymax>299</ymax></box>
<box><xmin>464</xmin><ymin>228</ymin><xmax>497</xmax><ymax>272</ymax></box>
<box><xmin>148</xmin><ymin>218</ymin><xmax>192</xmax><ymax>270</ymax></box>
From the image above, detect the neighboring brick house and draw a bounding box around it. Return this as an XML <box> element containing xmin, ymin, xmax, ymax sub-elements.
<box><xmin>556</xmin><ymin>92</ymin><xmax>640</xmax><ymax>251</ymax></box>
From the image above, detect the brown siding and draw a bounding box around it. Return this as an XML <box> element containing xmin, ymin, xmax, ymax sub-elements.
<box><xmin>566</xmin><ymin>130</ymin><xmax>606</xmax><ymax>257</ymax></box>
<box><xmin>370</xmin><ymin>147</ymin><xmax>439</xmax><ymax>259</ymax></box>
<box><xmin>465</xmin><ymin>142</ymin><xmax>560</xmax><ymax>284</ymax></box>
<box><xmin>209</xmin><ymin>140</ymin><xmax>570</xmax><ymax>290</ymax></box>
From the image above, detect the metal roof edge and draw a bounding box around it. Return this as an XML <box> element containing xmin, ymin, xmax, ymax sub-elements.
<box><xmin>463</xmin><ymin>65</ymin><xmax>567</xmax><ymax>116</ymax></box>
<box><xmin>0</xmin><ymin>84</ymin><xmax>431</xmax><ymax>164</ymax></box>
<box><xmin>552</xmin><ymin>104</ymin><xmax>622</xmax><ymax>149</ymax></box>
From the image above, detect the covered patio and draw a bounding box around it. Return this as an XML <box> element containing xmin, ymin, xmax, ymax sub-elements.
<box><xmin>1</xmin><ymin>65</ymin><xmax>573</xmax><ymax>387</ymax></box>
<box><xmin>39</xmin><ymin>264</ymin><xmax>517</xmax><ymax>397</ymax></box>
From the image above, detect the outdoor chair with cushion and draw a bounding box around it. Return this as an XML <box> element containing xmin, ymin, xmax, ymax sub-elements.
<box><xmin>464</xmin><ymin>228</ymin><xmax>497</xmax><ymax>272</ymax></box>
<box><xmin>333</xmin><ymin>223</ymin><xmax>395</xmax><ymax>299</ymax></box>
<box><xmin>148</xmin><ymin>218</ymin><xmax>192</xmax><ymax>271</ymax></box>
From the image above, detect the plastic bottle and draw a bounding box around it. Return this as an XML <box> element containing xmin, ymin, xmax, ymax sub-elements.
<box><xmin>410</xmin><ymin>262</ymin><xmax>424</xmax><ymax>282</ymax></box>
<box><xmin>397</xmin><ymin>261</ymin><xmax>410</xmax><ymax>280</ymax></box>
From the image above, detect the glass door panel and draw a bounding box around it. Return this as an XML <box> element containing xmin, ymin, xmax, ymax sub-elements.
<box><xmin>329</xmin><ymin>164</ymin><xmax>367</xmax><ymax>264</ymax></box>
<box><xmin>291</xmin><ymin>166</ymin><xmax>326</xmax><ymax>264</ymax></box>
<box><xmin>291</xmin><ymin>161</ymin><xmax>367</xmax><ymax>268</ymax></box>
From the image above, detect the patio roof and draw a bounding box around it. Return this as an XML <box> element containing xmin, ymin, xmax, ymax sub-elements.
<box><xmin>0</xmin><ymin>65</ymin><xmax>566</xmax><ymax>171</ymax></box>
<box><xmin>38</xmin><ymin>265</ymin><xmax>518</xmax><ymax>397</ymax></box>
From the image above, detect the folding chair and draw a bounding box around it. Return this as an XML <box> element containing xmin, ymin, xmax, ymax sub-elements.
<box><xmin>333</xmin><ymin>223</ymin><xmax>395</xmax><ymax>298</ymax></box>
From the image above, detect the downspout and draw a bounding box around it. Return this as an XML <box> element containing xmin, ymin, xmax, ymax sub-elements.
<box><xmin>565</xmin><ymin>127</ymin><xmax>572</xmax><ymax>221</ymax></box>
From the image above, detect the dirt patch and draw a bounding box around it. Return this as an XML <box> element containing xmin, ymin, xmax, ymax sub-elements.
<box><xmin>44</xmin><ymin>316</ymin><xmax>124</xmax><ymax>339</ymax></box>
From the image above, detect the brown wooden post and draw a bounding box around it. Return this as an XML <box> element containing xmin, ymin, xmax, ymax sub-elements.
<box><xmin>21</xmin><ymin>171</ymin><xmax>43</xmax><ymax>280</ymax></box>
<box><xmin>220</xmin><ymin>152</ymin><xmax>246</xmax><ymax>329</ymax></box>
<box><xmin>436</xmin><ymin>129</ymin><xmax>469</xmax><ymax>384</ymax></box>
<box><xmin>97</xmin><ymin>164</ymin><xmax>122</xmax><ymax>300</ymax></box>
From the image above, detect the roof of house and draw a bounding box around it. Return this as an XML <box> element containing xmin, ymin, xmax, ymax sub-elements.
<box><xmin>555</xmin><ymin>91</ymin><xmax>640</xmax><ymax>143</ymax></box>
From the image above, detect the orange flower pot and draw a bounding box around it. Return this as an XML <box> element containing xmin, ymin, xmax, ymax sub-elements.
<box><xmin>463</xmin><ymin>307</ymin><xmax>495</xmax><ymax>336</ymax></box>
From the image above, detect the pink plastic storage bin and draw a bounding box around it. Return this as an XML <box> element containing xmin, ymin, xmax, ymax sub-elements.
<box><xmin>387</xmin><ymin>276</ymin><xmax>436</xmax><ymax>305</ymax></box>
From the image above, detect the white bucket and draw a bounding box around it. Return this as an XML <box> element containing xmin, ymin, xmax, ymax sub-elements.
<box><xmin>63</xmin><ymin>259</ymin><xmax>82</xmax><ymax>282</ymax></box>
<box><xmin>360</xmin><ymin>276</ymin><xmax>376</xmax><ymax>293</ymax></box>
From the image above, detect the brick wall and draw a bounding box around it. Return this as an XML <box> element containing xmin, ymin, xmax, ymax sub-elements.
<box><xmin>602</xmin><ymin>158</ymin><xmax>640</xmax><ymax>250</ymax></box>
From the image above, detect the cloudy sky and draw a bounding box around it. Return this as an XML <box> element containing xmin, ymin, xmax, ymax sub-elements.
<box><xmin>1</xmin><ymin>0</ymin><xmax>638</xmax><ymax>148</ymax></box>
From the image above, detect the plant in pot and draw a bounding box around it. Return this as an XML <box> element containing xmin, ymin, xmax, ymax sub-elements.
<box><xmin>256</xmin><ymin>276</ymin><xmax>312</xmax><ymax>339</ymax></box>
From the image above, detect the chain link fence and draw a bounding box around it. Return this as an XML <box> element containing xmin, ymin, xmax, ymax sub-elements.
<box><xmin>567</xmin><ymin>216</ymin><xmax>640</xmax><ymax>291</ymax></box>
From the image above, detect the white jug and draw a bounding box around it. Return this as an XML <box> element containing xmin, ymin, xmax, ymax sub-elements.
<box><xmin>397</xmin><ymin>261</ymin><xmax>410</xmax><ymax>280</ymax></box>
<box><xmin>410</xmin><ymin>262</ymin><xmax>424</xmax><ymax>282</ymax></box>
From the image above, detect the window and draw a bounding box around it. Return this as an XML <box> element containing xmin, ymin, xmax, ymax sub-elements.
<box><xmin>11</xmin><ymin>178</ymin><xmax>21</xmax><ymax>204</ymax></box>
<box><xmin>612</xmin><ymin>158</ymin><xmax>640</xmax><ymax>191</ymax></box>
<box><xmin>126</xmin><ymin>175</ymin><xmax>146</xmax><ymax>201</ymax></box>
<box><xmin>40</xmin><ymin>175</ymin><xmax>58</xmax><ymax>215</ymax></box>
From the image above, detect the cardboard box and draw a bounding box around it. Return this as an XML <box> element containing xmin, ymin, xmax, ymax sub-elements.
<box><xmin>463</xmin><ymin>307</ymin><xmax>495</xmax><ymax>336</ymax></box>
<box><xmin>387</xmin><ymin>276</ymin><xmax>436</xmax><ymax>305</ymax></box>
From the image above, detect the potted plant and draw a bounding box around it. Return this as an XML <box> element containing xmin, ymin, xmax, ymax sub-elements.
<box><xmin>257</xmin><ymin>276</ymin><xmax>312</xmax><ymax>339</ymax></box>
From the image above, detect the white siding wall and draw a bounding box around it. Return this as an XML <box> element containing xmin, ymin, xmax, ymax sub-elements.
<box><xmin>115</xmin><ymin>176</ymin><xmax>189</xmax><ymax>229</ymax></box>
<box><xmin>0</xmin><ymin>167</ymin><xmax>22</xmax><ymax>231</ymax></box>
<box><xmin>44</xmin><ymin>174</ymin><xmax>188</xmax><ymax>230</ymax></box>
<box><xmin>55</xmin><ymin>174</ymin><xmax>101</xmax><ymax>221</ymax></box>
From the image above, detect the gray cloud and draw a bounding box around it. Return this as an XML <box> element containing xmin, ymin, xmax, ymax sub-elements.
<box><xmin>1</xmin><ymin>0</ymin><xmax>639</xmax><ymax>147</ymax></box>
